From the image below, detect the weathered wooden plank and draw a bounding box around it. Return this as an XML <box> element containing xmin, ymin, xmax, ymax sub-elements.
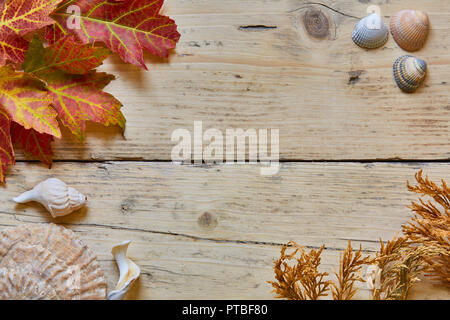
<box><xmin>1</xmin><ymin>162</ymin><xmax>449</xmax><ymax>299</ymax></box>
<box><xmin>12</xmin><ymin>0</ymin><xmax>449</xmax><ymax>162</ymax></box>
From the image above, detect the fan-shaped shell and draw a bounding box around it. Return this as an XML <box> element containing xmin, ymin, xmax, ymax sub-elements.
<box><xmin>390</xmin><ymin>10</ymin><xmax>429</xmax><ymax>52</ymax></box>
<box><xmin>0</xmin><ymin>224</ymin><xmax>106</xmax><ymax>300</ymax></box>
<box><xmin>393</xmin><ymin>55</ymin><xmax>427</xmax><ymax>93</ymax></box>
<box><xmin>352</xmin><ymin>13</ymin><xmax>389</xmax><ymax>49</ymax></box>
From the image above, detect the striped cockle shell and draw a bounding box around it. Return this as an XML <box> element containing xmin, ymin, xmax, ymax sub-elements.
<box><xmin>13</xmin><ymin>178</ymin><xmax>87</xmax><ymax>218</ymax></box>
<box><xmin>0</xmin><ymin>224</ymin><xmax>107</xmax><ymax>300</ymax></box>
<box><xmin>390</xmin><ymin>10</ymin><xmax>429</xmax><ymax>52</ymax></box>
<box><xmin>393</xmin><ymin>55</ymin><xmax>427</xmax><ymax>93</ymax></box>
<box><xmin>352</xmin><ymin>13</ymin><xmax>389</xmax><ymax>49</ymax></box>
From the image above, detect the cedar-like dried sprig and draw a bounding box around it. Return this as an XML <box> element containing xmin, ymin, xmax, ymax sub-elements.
<box><xmin>371</xmin><ymin>236</ymin><xmax>445</xmax><ymax>300</ymax></box>
<box><xmin>386</xmin><ymin>245</ymin><xmax>446</xmax><ymax>300</ymax></box>
<box><xmin>404</xmin><ymin>170</ymin><xmax>450</xmax><ymax>284</ymax></box>
<box><xmin>269</xmin><ymin>242</ymin><xmax>332</xmax><ymax>300</ymax></box>
<box><xmin>331</xmin><ymin>241</ymin><xmax>371</xmax><ymax>300</ymax></box>
<box><xmin>270</xmin><ymin>170</ymin><xmax>450</xmax><ymax>300</ymax></box>
<box><xmin>371</xmin><ymin>236</ymin><xmax>409</xmax><ymax>300</ymax></box>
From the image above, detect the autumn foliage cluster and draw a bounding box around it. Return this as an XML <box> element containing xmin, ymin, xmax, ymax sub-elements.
<box><xmin>0</xmin><ymin>0</ymin><xmax>180</xmax><ymax>182</ymax></box>
<box><xmin>269</xmin><ymin>170</ymin><xmax>450</xmax><ymax>300</ymax></box>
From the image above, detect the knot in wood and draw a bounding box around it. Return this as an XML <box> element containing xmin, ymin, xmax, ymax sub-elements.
<box><xmin>303</xmin><ymin>9</ymin><xmax>330</xmax><ymax>39</ymax></box>
<box><xmin>198</xmin><ymin>212</ymin><xmax>218</xmax><ymax>230</ymax></box>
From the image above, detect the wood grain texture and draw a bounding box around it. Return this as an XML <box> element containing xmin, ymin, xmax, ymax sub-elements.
<box><xmin>11</xmin><ymin>0</ymin><xmax>449</xmax><ymax>162</ymax></box>
<box><xmin>1</xmin><ymin>162</ymin><xmax>449</xmax><ymax>299</ymax></box>
<box><xmin>3</xmin><ymin>0</ymin><xmax>449</xmax><ymax>301</ymax></box>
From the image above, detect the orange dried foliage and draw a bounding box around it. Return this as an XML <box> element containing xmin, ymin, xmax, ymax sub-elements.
<box><xmin>404</xmin><ymin>170</ymin><xmax>450</xmax><ymax>284</ymax></box>
<box><xmin>331</xmin><ymin>241</ymin><xmax>371</xmax><ymax>300</ymax></box>
<box><xmin>268</xmin><ymin>242</ymin><xmax>331</xmax><ymax>300</ymax></box>
<box><xmin>270</xmin><ymin>170</ymin><xmax>450</xmax><ymax>300</ymax></box>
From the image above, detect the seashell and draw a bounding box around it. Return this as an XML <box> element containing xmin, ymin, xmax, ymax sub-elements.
<box><xmin>393</xmin><ymin>55</ymin><xmax>427</xmax><ymax>93</ymax></box>
<box><xmin>0</xmin><ymin>223</ymin><xmax>107</xmax><ymax>299</ymax></box>
<box><xmin>352</xmin><ymin>13</ymin><xmax>389</xmax><ymax>49</ymax></box>
<box><xmin>390</xmin><ymin>10</ymin><xmax>429</xmax><ymax>52</ymax></box>
<box><xmin>366</xmin><ymin>265</ymin><xmax>382</xmax><ymax>290</ymax></box>
<box><xmin>107</xmin><ymin>241</ymin><xmax>141</xmax><ymax>300</ymax></box>
<box><xmin>13</xmin><ymin>178</ymin><xmax>87</xmax><ymax>218</ymax></box>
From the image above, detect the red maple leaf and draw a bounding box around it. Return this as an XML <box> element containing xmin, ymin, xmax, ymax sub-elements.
<box><xmin>49</xmin><ymin>0</ymin><xmax>180</xmax><ymax>69</ymax></box>
<box><xmin>24</xmin><ymin>36</ymin><xmax>125</xmax><ymax>141</ymax></box>
<box><xmin>0</xmin><ymin>0</ymin><xmax>180</xmax><ymax>183</ymax></box>
<box><xmin>46</xmin><ymin>71</ymin><xmax>125</xmax><ymax>141</ymax></box>
<box><xmin>0</xmin><ymin>106</ymin><xmax>14</xmax><ymax>183</ymax></box>
<box><xmin>11</xmin><ymin>121</ymin><xmax>54</xmax><ymax>167</ymax></box>
<box><xmin>40</xmin><ymin>35</ymin><xmax>111</xmax><ymax>75</ymax></box>
<box><xmin>0</xmin><ymin>0</ymin><xmax>62</xmax><ymax>65</ymax></box>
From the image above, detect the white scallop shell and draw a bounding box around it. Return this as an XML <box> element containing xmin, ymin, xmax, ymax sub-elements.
<box><xmin>107</xmin><ymin>241</ymin><xmax>141</xmax><ymax>300</ymax></box>
<box><xmin>0</xmin><ymin>224</ymin><xmax>107</xmax><ymax>300</ymax></box>
<box><xmin>13</xmin><ymin>178</ymin><xmax>87</xmax><ymax>218</ymax></box>
<box><xmin>352</xmin><ymin>13</ymin><xmax>389</xmax><ymax>49</ymax></box>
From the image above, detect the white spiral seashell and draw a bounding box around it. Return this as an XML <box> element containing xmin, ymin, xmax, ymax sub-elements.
<box><xmin>13</xmin><ymin>178</ymin><xmax>87</xmax><ymax>218</ymax></box>
<box><xmin>352</xmin><ymin>13</ymin><xmax>389</xmax><ymax>49</ymax></box>
<box><xmin>107</xmin><ymin>241</ymin><xmax>141</xmax><ymax>300</ymax></box>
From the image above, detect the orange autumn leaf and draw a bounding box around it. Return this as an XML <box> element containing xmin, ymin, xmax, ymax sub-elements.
<box><xmin>0</xmin><ymin>0</ymin><xmax>62</xmax><ymax>65</ymax></box>
<box><xmin>0</xmin><ymin>65</ymin><xmax>61</xmax><ymax>138</ymax></box>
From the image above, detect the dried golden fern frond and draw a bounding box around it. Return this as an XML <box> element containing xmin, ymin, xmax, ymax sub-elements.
<box><xmin>404</xmin><ymin>170</ymin><xmax>450</xmax><ymax>284</ymax></box>
<box><xmin>269</xmin><ymin>241</ymin><xmax>331</xmax><ymax>300</ymax></box>
<box><xmin>331</xmin><ymin>241</ymin><xmax>372</xmax><ymax>300</ymax></box>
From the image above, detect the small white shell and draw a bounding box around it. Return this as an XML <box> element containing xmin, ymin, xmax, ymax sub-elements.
<box><xmin>352</xmin><ymin>13</ymin><xmax>389</xmax><ymax>49</ymax></box>
<box><xmin>107</xmin><ymin>241</ymin><xmax>141</xmax><ymax>300</ymax></box>
<box><xmin>366</xmin><ymin>265</ymin><xmax>382</xmax><ymax>290</ymax></box>
<box><xmin>13</xmin><ymin>178</ymin><xmax>87</xmax><ymax>218</ymax></box>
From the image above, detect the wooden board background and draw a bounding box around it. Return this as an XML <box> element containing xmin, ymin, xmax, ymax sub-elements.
<box><xmin>2</xmin><ymin>0</ymin><xmax>450</xmax><ymax>299</ymax></box>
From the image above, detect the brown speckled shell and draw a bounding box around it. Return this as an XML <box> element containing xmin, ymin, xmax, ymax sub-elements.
<box><xmin>390</xmin><ymin>10</ymin><xmax>429</xmax><ymax>52</ymax></box>
<box><xmin>0</xmin><ymin>224</ymin><xmax>106</xmax><ymax>300</ymax></box>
